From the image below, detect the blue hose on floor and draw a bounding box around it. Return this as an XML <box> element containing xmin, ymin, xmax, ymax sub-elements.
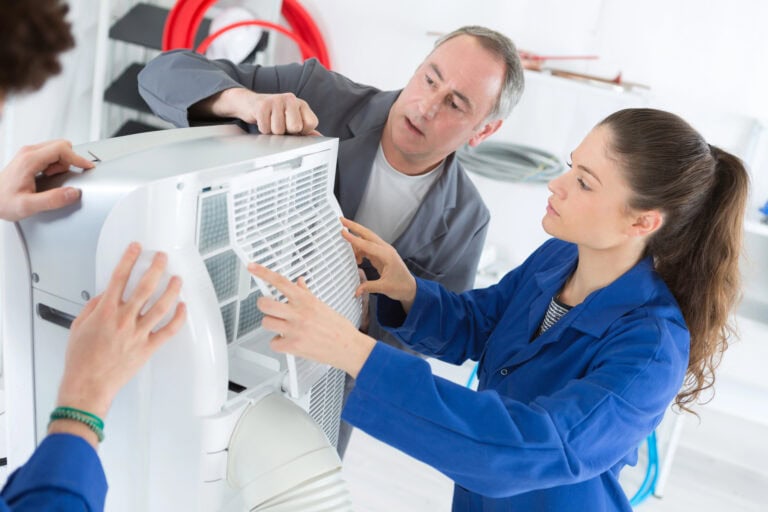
<box><xmin>465</xmin><ymin>362</ymin><xmax>479</xmax><ymax>388</ymax></box>
<box><xmin>630</xmin><ymin>430</ymin><xmax>659</xmax><ymax>507</ymax></box>
<box><xmin>465</xmin><ymin>362</ymin><xmax>659</xmax><ymax>507</ymax></box>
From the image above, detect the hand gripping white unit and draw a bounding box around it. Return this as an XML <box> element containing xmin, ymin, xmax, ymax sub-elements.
<box><xmin>0</xmin><ymin>125</ymin><xmax>359</xmax><ymax>511</ymax></box>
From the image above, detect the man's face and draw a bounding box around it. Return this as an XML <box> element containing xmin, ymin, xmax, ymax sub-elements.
<box><xmin>381</xmin><ymin>35</ymin><xmax>505</xmax><ymax>175</ymax></box>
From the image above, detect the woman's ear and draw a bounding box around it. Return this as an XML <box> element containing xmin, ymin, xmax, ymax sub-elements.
<box><xmin>629</xmin><ymin>210</ymin><xmax>663</xmax><ymax>237</ymax></box>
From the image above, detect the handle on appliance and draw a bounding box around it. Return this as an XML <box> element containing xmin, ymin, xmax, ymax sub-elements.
<box><xmin>37</xmin><ymin>303</ymin><xmax>75</xmax><ymax>329</ymax></box>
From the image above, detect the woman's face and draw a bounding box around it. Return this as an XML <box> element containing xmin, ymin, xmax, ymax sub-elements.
<box><xmin>543</xmin><ymin>125</ymin><xmax>639</xmax><ymax>250</ymax></box>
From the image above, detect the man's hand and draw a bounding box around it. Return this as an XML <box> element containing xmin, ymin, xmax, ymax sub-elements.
<box><xmin>201</xmin><ymin>87</ymin><xmax>320</xmax><ymax>135</ymax></box>
<box><xmin>0</xmin><ymin>139</ymin><xmax>94</xmax><ymax>221</ymax></box>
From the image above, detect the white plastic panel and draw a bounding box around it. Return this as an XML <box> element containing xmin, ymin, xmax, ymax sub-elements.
<box><xmin>219</xmin><ymin>151</ymin><xmax>361</xmax><ymax>398</ymax></box>
<box><xmin>6</xmin><ymin>127</ymin><xmax>348</xmax><ymax>510</ymax></box>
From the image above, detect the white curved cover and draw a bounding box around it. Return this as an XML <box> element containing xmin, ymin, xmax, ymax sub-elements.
<box><xmin>227</xmin><ymin>393</ymin><xmax>352</xmax><ymax>511</ymax></box>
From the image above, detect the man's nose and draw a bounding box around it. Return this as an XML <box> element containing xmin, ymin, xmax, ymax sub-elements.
<box><xmin>418</xmin><ymin>91</ymin><xmax>441</xmax><ymax>120</ymax></box>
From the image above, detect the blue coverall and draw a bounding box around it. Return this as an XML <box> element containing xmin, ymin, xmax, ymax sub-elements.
<box><xmin>343</xmin><ymin>238</ymin><xmax>689</xmax><ymax>511</ymax></box>
<box><xmin>1</xmin><ymin>434</ymin><xmax>106</xmax><ymax>511</ymax></box>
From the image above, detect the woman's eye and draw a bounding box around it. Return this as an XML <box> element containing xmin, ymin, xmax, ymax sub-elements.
<box><xmin>577</xmin><ymin>177</ymin><xmax>592</xmax><ymax>191</ymax></box>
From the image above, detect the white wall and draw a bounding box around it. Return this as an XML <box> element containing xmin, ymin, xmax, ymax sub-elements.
<box><xmin>4</xmin><ymin>0</ymin><xmax>767</xmax><ymax>206</ymax></box>
<box><xmin>291</xmin><ymin>0</ymin><xmax>768</xmax><ymax>424</ymax></box>
<box><xmin>303</xmin><ymin>0</ymin><xmax>768</xmax><ymax>118</ymax></box>
<box><xmin>304</xmin><ymin>0</ymin><xmax>768</xmax><ymax>207</ymax></box>
<box><xmin>4</xmin><ymin>1</ymin><xmax>768</xmax><ymax>148</ymax></box>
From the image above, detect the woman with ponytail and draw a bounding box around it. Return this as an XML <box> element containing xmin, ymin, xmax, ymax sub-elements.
<box><xmin>250</xmin><ymin>108</ymin><xmax>749</xmax><ymax>512</ymax></box>
<box><xmin>599</xmin><ymin>109</ymin><xmax>748</xmax><ymax>413</ymax></box>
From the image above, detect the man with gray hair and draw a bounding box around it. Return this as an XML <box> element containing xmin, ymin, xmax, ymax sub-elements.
<box><xmin>139</xmin><ymin>25</ymin><xmax>525</xmax><ymax>455</ymax></box>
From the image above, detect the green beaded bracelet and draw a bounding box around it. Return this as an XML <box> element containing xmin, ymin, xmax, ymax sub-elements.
<box><xmin>49</xmin><ymin>406</ymin><xmax>105</xmax><ymax>442</ymax></box>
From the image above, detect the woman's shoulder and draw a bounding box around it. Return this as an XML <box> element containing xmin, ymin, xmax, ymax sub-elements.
<box><xmin>528</xmin><ymin>238</ymin><xmax>577</xmax><ymax>267</ymax></box>
<box><xmin>496</xmin><ymin>238</ymin><xmax>576</xmax><ymax>287</ymax></box>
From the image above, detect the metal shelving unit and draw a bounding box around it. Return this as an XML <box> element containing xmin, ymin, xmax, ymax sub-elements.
<box><xmin>91</xmin><ymin>0</ymin><xmax>281</xmax><ymax>138</ymax></box>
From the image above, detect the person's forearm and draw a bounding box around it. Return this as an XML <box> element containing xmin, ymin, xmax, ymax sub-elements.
<box><xmin>189</xmin><ymin>87</ymin><xmax>248</xmax><ymax>119</ymax></box>
<box><xmin>48</xmin><ymin>391</ymin><xmax>109</xmax><ymax>451</ymax></box>
<box><xmin>399</xmin><ymin>274</ymin><xmax>418</xmax><ymax>314</ymax></box>
<box><xmin>47</xmin><ymin>419</ymin><xmax>99</xmax><ymax>450</ymax></box>
<box><xmin>52</xmin><ymin>374</ymin><xmax>112</xmax><ymax>451</ymax></box>
<box><xmin>340</xmin><ymin>332</ymin><xmax>377</xmax><ymax>379</ymax></box>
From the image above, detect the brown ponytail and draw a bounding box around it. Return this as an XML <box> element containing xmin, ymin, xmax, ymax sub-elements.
<box><xmin>600</xmin><ymin>109</ymin><xmax>749</xmax><ymax>413</ymax></box>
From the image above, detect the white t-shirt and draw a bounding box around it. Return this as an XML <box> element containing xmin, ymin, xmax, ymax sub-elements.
<box><xmin>354</xmin><ymin>145</ymin><xmax>444</xmax><ymax>244</ymax></box>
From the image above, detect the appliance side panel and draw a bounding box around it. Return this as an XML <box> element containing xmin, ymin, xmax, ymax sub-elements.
<box><xmin>1</xmin><ymin>222</ymin><xmax>36</xmax><ymax>473</ymax></box>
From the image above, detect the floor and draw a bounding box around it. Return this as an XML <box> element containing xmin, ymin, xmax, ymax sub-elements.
<box><xmin>341</xmin><ymin>358</ymin><xmax>768</xmax><ymax>512</ymax></box>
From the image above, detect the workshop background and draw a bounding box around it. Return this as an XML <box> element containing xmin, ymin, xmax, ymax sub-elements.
<box><xmin>1</xmin><ymin>1</ymin><xmax>766</xmax><ymax>510</ymax></box>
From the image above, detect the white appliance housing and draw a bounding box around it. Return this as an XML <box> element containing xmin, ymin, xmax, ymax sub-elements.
<box><xmin>1</xmin><ymin>125</ymin><xmax>360</xmax><ymax>511</ymax></box>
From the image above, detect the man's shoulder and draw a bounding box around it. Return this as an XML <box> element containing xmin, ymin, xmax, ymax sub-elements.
<box><xmin>297</xmin><ymin>58</ymin><xmax>382</xmax><ymax>96</ymax></box>
<box><xmin>292</xmin><ymin>60</ymin><xmax>393</xmax><ymax>133</ymax></box>
<box><xmin>451</xmin><ymin>158</ymin><xmax>490</xmax><ymax>218</ymax></box>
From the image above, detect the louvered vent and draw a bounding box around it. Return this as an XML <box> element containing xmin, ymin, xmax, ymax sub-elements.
<box><xmin>198</xmin><ymin>193</ymin><xmax>245</xmax><ymax>347</ymax></box>
<box><xmin>196</xmin><ymin>151</ymin><xmax>361</xmax><ymax>402</ymax></box>
<box><xmin>308</xmin><ymin>367</ymin><xmax>346</xmax><ymax>447</ymax></box>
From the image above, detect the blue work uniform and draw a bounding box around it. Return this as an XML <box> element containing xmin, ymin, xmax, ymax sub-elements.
<box><xmin>343</xmin><ymin>238</ymin><xmax>689</xmax><ymax>511</ymax></box>
<box><xmin>1</xmin><ymin>434</ymin><xmax>107</xmax><ymax>511</ymax></box>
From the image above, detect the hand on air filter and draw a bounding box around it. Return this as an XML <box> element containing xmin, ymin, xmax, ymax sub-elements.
<box><xmin>249</xmin><ymin>261</ymin><xmax>375</xmax><ymax>378</ymax></box>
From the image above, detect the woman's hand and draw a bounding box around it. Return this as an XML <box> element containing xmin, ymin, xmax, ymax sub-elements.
<box><xmin>341</xmin><ymin>217</ymin><xmax>417</xmax><ymax>313</ymax></box>
<box><xmin>248</xmin><ymin>263</ymin><xmax>376</xmax><ymax>378</ymax></box>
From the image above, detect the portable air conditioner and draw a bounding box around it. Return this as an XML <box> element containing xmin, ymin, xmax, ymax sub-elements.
<box><xmin>0</xmin><ymin>125</ymin><xmax>360</xmax><ymax>511</ymax></box>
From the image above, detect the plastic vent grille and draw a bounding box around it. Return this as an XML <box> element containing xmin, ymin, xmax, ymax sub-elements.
<box><xmin>198</xmin><ymin>192</ymin><xmax>229</xmax><ymax>252</ymax></box>
<box><xmin>198</xmin><ymin>194</ymin><xmax>242</xmax><ymax>346</ymax></box>
<box><xmin>203</xmin><ymin>250</ymin><xmax>239</xmax><ymax>302</ymax></box>
<box><xmin>236</xmin><ymin>289</ymin><xmax>264</xmax><ymax>337</ymax></box>
<box><xmin>308</xmin><ymin>367</ymin><xmax>346</xmax><ymax>447</ymax></box>
<box><xmin>198</xmin><ymin>195</ymin><xmax>269</xmax><ymax>348</ymax></box>
<box><xmin>220</xmin><ymin>302</ymin><xmax>236</xmax><ymax>344</ymax></box>
<box><xmin>227</xmin><ymin>160</ymin><xmax>361</xmax><ymax>398</ymax></box>
<box><xmin>196</xmin><ymin>148</ymin><xmax>360</xmax><ymax>400</ymax></box>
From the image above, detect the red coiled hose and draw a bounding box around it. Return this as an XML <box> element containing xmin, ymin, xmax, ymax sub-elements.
<box><xmin>162</xmin><ymin>0</ymin><xmax>331</xmax><ymax>69</ymax></box>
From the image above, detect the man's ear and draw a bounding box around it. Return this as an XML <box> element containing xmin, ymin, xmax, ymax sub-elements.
<box><xmin>629</xmin><ymin>210</ymin><xmax>664</xmax><ymax>237</ymax></box>
<box><xmin>467</xmin><ymin>119</ymin><xmax>503</xmax><ymax>147</ymax></box>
